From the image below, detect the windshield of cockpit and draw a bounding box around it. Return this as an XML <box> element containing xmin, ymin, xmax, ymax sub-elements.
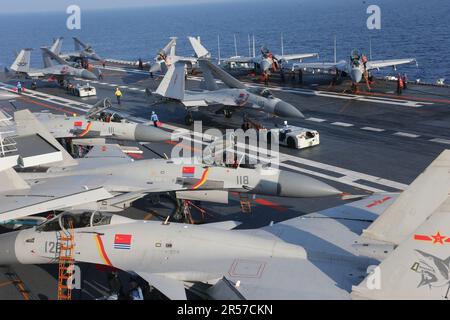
<box><xmin>36</xmin><ymin>212</ymin><xmax>112</xmax><ymax>232</ymax></box>
<box><xmin>249</xmin><ymin>87</ymin><xmax>273</xmax><ymax>98</ymax></box>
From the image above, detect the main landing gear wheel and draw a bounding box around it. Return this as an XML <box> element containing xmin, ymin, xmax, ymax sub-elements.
<box><xmin>185</xmin><ymin>113</ymin><xmax>194</xmax><ymax>125</ymax></box>
<box><xmin>223</xmin><ymin>109</ymin><xmax>233</xmax><ymax>118</ymax></box>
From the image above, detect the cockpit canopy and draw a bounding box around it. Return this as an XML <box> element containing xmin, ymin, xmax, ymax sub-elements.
<box><xmin>249</xmin><ymin>87</ymin><xmax>273</xmax><ymax>98</ymax></box>
<box><xmin>36</xmin><ymin>211</ymin><xmax>112</xmax><ymax>232</ymax></box>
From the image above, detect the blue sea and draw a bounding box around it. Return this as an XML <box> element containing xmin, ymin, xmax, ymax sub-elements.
<box><xmin>0</xmin><ymin>0</ymin><xmax>449</xmax><ymax>82</ymax></box>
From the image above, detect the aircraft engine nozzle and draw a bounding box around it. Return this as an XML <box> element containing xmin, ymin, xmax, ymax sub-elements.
<box><xmin>273</xmin><ymin>101</ymin><xmax>304</xmax><ymax>119</ymax></box>
<box><xmin>134</xmin><ymin>124</ymin><xmax>172</xmax><ymax>142</ymax></box>
<box><xmin>276</xmin><ymin>171</ymin><xmax>341</xmax><ymax>198</ymax></box>
<box><xmin>0</xmin><ymin>231</ymin><xmax>19</xmax><ymax>265</ymax></box>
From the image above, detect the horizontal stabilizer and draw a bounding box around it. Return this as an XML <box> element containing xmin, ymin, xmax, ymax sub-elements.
<box><xmin>0</xmin><ymin>168</ymin><xmax>29</xmax><ymax>193</ymax></box>
<box><xmin>14</xmin><ymin>109</ymin><xmax>78</xmax><ymax>167</ymax></box>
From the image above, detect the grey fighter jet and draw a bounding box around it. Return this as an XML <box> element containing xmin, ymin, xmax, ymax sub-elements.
<box><xmin>292</xmin><ymin>49</ymin><xmax>417</xmax><ymax>91</ymax></box>
<box><xmin>50</xmin><ymin>37</ymin><xmax>102</xmax><ymax>63</ymax></box>
<box><xmin>1</xmin><ymin>150</ymin><xmax>449</xmax><ymax>300</ymax></box>
<box><xmin>152</xmin><ymin>58</ymin><xmax>304</xmax><ymax>125</ymax></box>
<box><xmin>218</xmin><ymin>43</ymin><xmax>318</xmax><ymax>77</ymax></box>
<box><xmin>9</xmin><ymin>48</ymin><xmax>97</xmax><ymax>84</ymax></box>
<box><xmin>0</xmin><ymin>109</ymin><xmax>340</xmax><ymax>222</ymax></box>
<box><xmin>29</xmin><ymin>98</ymin><xmax>171</xmax><ymax>144</ymax></box>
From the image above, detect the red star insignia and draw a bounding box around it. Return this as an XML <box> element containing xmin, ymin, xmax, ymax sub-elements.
<box><xmin>432</xmin><ymin>231</ymin><xmax>446</xmax><ymax>244</ymax></box>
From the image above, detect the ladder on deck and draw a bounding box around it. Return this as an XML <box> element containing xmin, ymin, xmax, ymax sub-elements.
<box><xmin>57</xmin><ymin>220</ymin><xmax>75</xmax><ymax>300</ymax></box>
<box><xmin>239</xmin><ymin>193</ymin><xmax>252</xmax><ymax>214</ymax></box>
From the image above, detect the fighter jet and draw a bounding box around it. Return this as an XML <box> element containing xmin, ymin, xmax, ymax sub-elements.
<box><xmin>1</xmin><ymin>149</ymin><xmax>449</xmax><ymax>300</ymax></box>
<box><xmin>0</xmin><ymin>109</ymin><xmax>340</xmax><ymax>222</ymax></box>
<box><xmin>49</xmin><ymin>37</ymin><xmax>102</xmax><ymax>63</ymax></box>
<box><xmin>218</xmin><ymin>41</ymin><xmax>318</xmax><ymax>78</ymax></box>
<box><xmin>29</xmin><ymin>98</ymin><xmax>171</xmax><ymax>144</ymax></box>
<box><xmin>149</xmin><ymin>37</ymin><xmax>202</xmax><ymax>75</ymax></box>
<box><xmin>292</xmin><ymin>49</ymin><xmax>417</xmax><ymax>91</ymax></box>
<box><xmin>8</xmin><ymin>48</ymin><xmax>97</xmax><ymax>84</ymax></box>
<box><xmin>151</xmin><ymin>58</ymin><xmax>304</xmax><ymax>125</ymax></box>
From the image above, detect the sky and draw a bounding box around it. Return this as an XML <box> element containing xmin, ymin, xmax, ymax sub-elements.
<box><xmin>0</xmin><ymin>0</ymin><xmax>250</xmax><ymax>13</ymax></box>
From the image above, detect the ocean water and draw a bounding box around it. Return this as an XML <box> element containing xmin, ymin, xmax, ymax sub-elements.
<box><xmin>0</xmin><ymin>0</ymin><xmax>449</xmax><ymax>82</ymax></box>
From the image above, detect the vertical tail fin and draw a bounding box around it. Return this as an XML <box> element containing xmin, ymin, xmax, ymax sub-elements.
<box><xmin>10</xmin><ymin>49</ymin><xmax>32</xmax><ymax>73</ymax></box>
<box><xmin>362</xmin><ymin>150</ymin><xmax>450</xmax><ymax>245</ymax></box>
<box><xmin>199</xmin><ymin>59</ymin><xmax>247</xmax><ymax>90</ymax></box>
<box><xmin>198</xmin><ymin>59</ymin><xmax>218</xmax><ymax>91</ymax></box>
<box><xmin>155</xmin><ymin>62</ymin><xmax>185</xmax><ymax>100</ymax></box>
<box><xmin>160</xmin><ymin>37</ymin><xmax>177</xmax><ymax>58</ymax></box>
<box><xmin>51</xmin><ymin>37</ymin><xmax>63</xmax><ymax>55</ymax></box>
<box><xmin>352</xmin><ymin>196</ymin><xmax>450</xmax><ymax>299</ymax></box>
<box><xmin>40</xmin><ymin>47</ymin><xmax>68</xmax><ymax>66</ymax></box>
<box><xmin>73</xmin><ymin>37</ymin><xmax>87</xmax><ymax>51</ymax></box>
<box><xmin>188</xmin><ymin>36</ymin><xmax>210</xmax><ymax>58</ymax></box>
<box><xmin>42</xmin><ymin>47</ymin><xmax>54</xmax><ymax>68</ymax></box>
<box><xmin>353</xmin><ymin>150</ymin><xmax>450</xmax><ymax>299</ymax></box>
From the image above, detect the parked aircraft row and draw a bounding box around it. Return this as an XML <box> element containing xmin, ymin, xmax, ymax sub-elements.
<box><xmin>0</xmin><ymin>105</ymin><xmax>448</xmax><ymax>299</ymax></box>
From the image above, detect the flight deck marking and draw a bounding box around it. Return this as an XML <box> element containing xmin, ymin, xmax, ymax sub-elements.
<box><xmin>429</xmin><ymin>138</ymin><xmax>450</xmax><ymax>145</ymax></box>
<box><xmin>306</xmin><ymin>117</ymin><xmax>327</xmax><ymax>122</ymax></box>
<box><xmin>361</xmin><ymin>127</ymin><xmax>385</xmax><ymax>132</ymax></box>
<box><xmin>366</xmin><ymin>196</ymin><xmax>392</xmax><ymax>208</ymax></box>
<box><xmin>393</xmin><ymin>132</ymin><xmax>420</xmax><ymax>138</ymax></box>
<box><xmin>331</xmin><ymin>122</ymin><xmax>354</xmax><ymax>127</ymax></box>
<box><xmin>254</xmin><ymin>198</ymin><xmax>287</xmax><ymax>212</ymax></box>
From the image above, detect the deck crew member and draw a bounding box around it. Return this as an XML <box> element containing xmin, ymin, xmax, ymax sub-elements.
<box><xmin>151</xmin><ymin>111</ymin><xmax>159</xmax><ymax>127</ymax></box>
<box><xmin>115</xmin><ymin>87</ymin><xmax>122</xmax><ymax>105</ymax></box>
<box><xmin>397</xmin><ymin>74</ymin><xmax>404</xmax><ymax>95</ymax></box>
<box><xmin>16</xmin><ymin>81</ymin><xmax>22</xmax><ymax>94</ymax></box>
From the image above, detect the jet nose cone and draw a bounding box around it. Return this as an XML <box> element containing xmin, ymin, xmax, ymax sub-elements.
<box><xmin>81</xmin><ymin>69</ymin><xmax>98</xmax><ymax>80</ymax></box>
<box><xmin>135</xmin><ymin>124</ymin><xmax>172</xmax><ymax>142</ymax></box>
<box><xmin>149</xmin><ymin>63</ymin><xmax>161</xmax><ymax>73</ymax></box>
<box><xmin>274</xmin><ymin>101</ymin><xmax>304</xmax><ymax>119</ymax></box>
<box><xmin>350</xmin><ymin>68</ymin><xmax>363</xmax><ymax>83</ymax></box>
<box><xmin>0</xmin><ymin>231</ymin><xmax>19</xmax><ymax>265</ymax></box>
<box><xmin>278</xmin><ymin>171</ymin><xmax>341</xmax><ymax>198</ymax></box>
<box><xmin>261</xmin><ymin>59</ymin><xmax>272</xmax><ymax>72</ymax></box>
